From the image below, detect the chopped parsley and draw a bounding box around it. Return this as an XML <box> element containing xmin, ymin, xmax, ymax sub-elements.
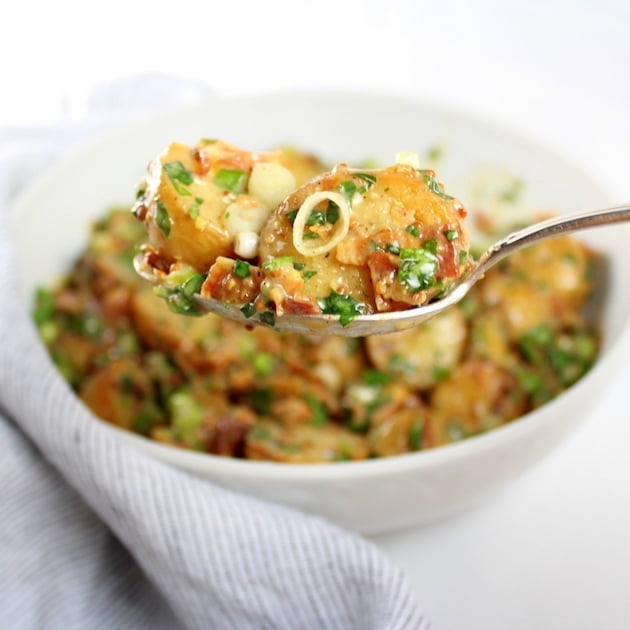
<box><xmin>259</xmin><ymin>310</ymin><xmax>276</xmax><ymax>327</ymax></box>
<box><xmin>339</xmin><ymin>180</ymin><xmax>358</xmax><ymax>199</ymax></box>
<box><xmin>318</xmin><ymin>291</ymin><xmax>365</xmax><ymax>326</ymax></box>
<box><xmin>305</xmin><ymin>201</ymin><xmax>340</xmax><ymax>226</ymax></box>
<box><xmin>240</xmin><ymin>301</ymin><xmax>256</xmax><ymax>318</ymax></box>
<box><xmin>397</xmin><ymin>246</ymin><xmax>439</xmax><ymax>292</ymax></box>
<box><xmin>302</xmin><ymin>270</ymin><xmax>317</xmax><ymax>280</ymax></box>
<box><xmin>419</xmin><ymin>170</ymin><xmax>454</xmax><ymax>200</ymax></box>
<box><xmin>153</xmin><ymin>273</ymin><xmax>205</xmax><ymax>316</ymax></box>
<box><xmin>155</xmin><ymin>201</ymin><xmax>172</xmax><ymax>237</ymax></box>
<box><xmin>406</xmin><ymin>225</ymin><xmax>420</xmax><ymax>238</ymax></box>
<box><xmin>354</xmin><ymin>172</ymin><xmax>377</xmax><ymax>188</ymax></box>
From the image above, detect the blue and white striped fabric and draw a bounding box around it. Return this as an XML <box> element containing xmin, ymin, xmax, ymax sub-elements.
<box><xmin>0</xmin><ymin>118</ymin><xmax>430</xmax><ymax>629</ymax></box>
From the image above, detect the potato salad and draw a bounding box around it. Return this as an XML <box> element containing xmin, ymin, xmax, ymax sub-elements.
<box><xmin>33</xmin><ymin>145</ymin><xmax>600</xmax><ymax>462</ymax></box>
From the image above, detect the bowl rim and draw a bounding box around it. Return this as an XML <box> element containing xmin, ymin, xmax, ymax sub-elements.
<box><xmin>11</xmin><ymin>88</ymin><xmax>630</xmax><ymax>480</ymax></box>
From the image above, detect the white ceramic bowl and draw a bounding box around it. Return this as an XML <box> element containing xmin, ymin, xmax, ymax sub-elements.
<box><xmin>10</xmin><ymin>92</ymin><xmax>630</xmax><ymax>534</ymax></box>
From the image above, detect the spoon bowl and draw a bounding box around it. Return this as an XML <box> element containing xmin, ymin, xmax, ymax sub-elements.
<box><xmin>135</xmin><ymin>203</ymin><xmax>630</xmax><ymax>336</ymax></box>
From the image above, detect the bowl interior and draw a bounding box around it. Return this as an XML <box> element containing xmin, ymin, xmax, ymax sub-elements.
<box><xmin>12</xmin><ymin>92</ymin><xmax>629</xmax><ymax>347</ymax></box>
<box><xmin>9</xmin><ymin>91</ymin><xmax>630</xmax><ymax>532</ymax></box>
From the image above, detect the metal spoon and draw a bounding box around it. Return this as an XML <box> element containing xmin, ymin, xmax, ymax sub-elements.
<box><xmin>135</xmin><ymin>203</ymin><xmax>630</xmax><ymax>337</ymax></box>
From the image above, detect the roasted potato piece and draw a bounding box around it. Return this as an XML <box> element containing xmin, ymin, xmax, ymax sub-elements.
<box><xmin>259</xmin><ymin>162</ymin><xmax>470</xmax><ymax>314</ymax></box>
<box><xmin>134</xmin><ymin>140</ymin><xmax>327</xmax><ymax>271</ymax></box>
<box><xmin>245</xmin><ymin>421</ymin><xmax>369</xmax><ymax>463</ymax></box>
<box><xmin>425</xmin><ymin>360</ymin><xmax>526</xmax><ymax>447</ymax></box>
<box><xmin>479</xmin><ymin>237</ymin><xmax>594</xmax><ymax>340</ymax></box>
<box><xmin>130</xmin><ymin>286</ymin><xmax>223</xmax><ymax>369</ymax></box>
<box><xmin>79</xmin><ymin>358</ymin><xmax>162</xmax><ymax>431</ymax></box>
<box><xmin>365</xmin><ymin>307</ymin><xmax>467</xmax><ymax>389</ymax></box>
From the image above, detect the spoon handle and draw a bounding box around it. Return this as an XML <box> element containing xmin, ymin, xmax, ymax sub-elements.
<box><xmin>475</xmin><ymin>203</ymin><xmax>630</xmax><ymax>277</ymax></box>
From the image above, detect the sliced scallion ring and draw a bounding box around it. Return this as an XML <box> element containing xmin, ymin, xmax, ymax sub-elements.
<box><xmin>292</xmin><ymin>191</ymin><xmax>350</xmax><ymax>257</ymax></box>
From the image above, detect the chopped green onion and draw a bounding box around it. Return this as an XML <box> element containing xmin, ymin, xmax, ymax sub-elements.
<box><xmin>164</xmin><ymin>161</ymin><xmax>194</xmax><ymax>185</ymax></box>
<box><xmin>262</xmin><ymin>256</ymin><xmax>294</xmax><ymax>270</ymax></box>
<box><xmin>33</xmin><ymin>287</ymin><xmax>56</xmax><ymax>325</ymax></box>
<box><xmin>361</xmin><ymin>369</ymin><xmax>392</xmax><ymax>386</ymax></box>
<box><xmin>302</xmin><ymin>270</ymin><xmax>317</xmax><ymax>280</ymax></box>
<box><xmin>406</xmin><ymin>225</ymin><xmax>420</xmax><ymax>237</ymax></box>
<box><xmin>252</xmin><ymin>352</ymin><xmax>274</xmax><ymax>377</ymax></box>
<box><xmin>445</xmin><ymin>229</ymin><xmax>459</xmax><ymax>241</ymax></box>
<box><xmin>214</xmin><ymin>168</ymin><xmax>248</xmax><ymax>193</ymax></box>
<box><xmin>339</xmin><ymin>180</ymin><xmax>358</xmax><ymax>199</ymax></box>
<box><xmin>233</xmin><ymin>260</ymin><xmax>251</xmax><ymax>278</ymax></box>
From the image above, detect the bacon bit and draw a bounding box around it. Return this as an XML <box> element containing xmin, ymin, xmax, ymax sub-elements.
<box><xmin>144</xmin><ymin>249</ymin><xmax>173</xmax><ymax>273</ymax></box>
<box><xmin>192</xmin><ymin>147</ymin><xmax>211</xmax><ymax>175</ymax></box>
<box><xmin>201</xmin><ymin>256</ymin><xmax>263</xmax><ymax>304</ymax></box>
<box><xmin>209</xmin><ymin>407</ymin><xmax>256</xmax><ymax>456</ymax></box>
<box><xmin>279</xmin><ymin>294</ymin><xmax>320</xmax><ymax>315</ymax></box>
<box><xmin>133</xmin><ymin>201</ymin><xmax>149</xmax><ymax>221</ymax></box>
<box><xmin>439</xmin><ymin>240</ymin><xmax>461</xmax><ymax>278</ymax></box>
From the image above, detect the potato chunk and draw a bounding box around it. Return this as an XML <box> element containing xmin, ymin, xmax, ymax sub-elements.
<box><xmin>259</xmin><ymin>163</ymin><xmax>470</xmax><ymax>314</ymax></box>
<box><xmin>133</xmin><ymin>140</ymin><xmax>327</xmax><ymax>271</ymax></box>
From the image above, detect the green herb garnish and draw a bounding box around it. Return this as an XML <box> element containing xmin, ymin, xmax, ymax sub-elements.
<box><xmin>409</xmin><ymin>418</ymin><xmax>424</xmax><ymax>451</ymax></box>
<box><xmin>354</xmin><ymin>172</ymin><xmax>377</xmax><ymax>188</ymax></box>
<box><xmin>318</xmin><ymin>290</ymin><xmax>365</xmax><ymax>326</ymax></box>
<box><xmin>263</xmin><ymin>256</ymin><xmax>294</xmax><ymax>271</ymax></box>
<box><xmin>406</xmin><ymin>225</ymin><xmax>420</xmax><ymax>238</ymax></box>
<box><xmin>361</xmin><ymin>369</ymin><xmax>392</xmax><ymax>386</ymax></box>
<box><xmin>214</xmin><ymin>168</ymin><xmax>248</xmax><ymax>193</ymax></box>
<box><xmin>233</xmin><ymin>260</ymin><xmax>251</xmax><ymax>278</ymax></box>
<box><xmin>240</xmin><ymin>301</ymin><xmax>256</xmax><ymax>318</ymax></box>
<box><xmin>419</xmin><ymin>170</ymin><xmax>454</xmax><ymax>200</ymax></box>
<box><xmin>397</xmin><ymin>246</ymin><xmax>439</xmax><ymax>292</ymax></box>
<box><xmin>155</xmin><ymin>201</ymin><xmax>172</xmax><ymax>237</ymax></box>
<box><xmin>33</xmin><ymin>287</ymin><xmax>56</xmax><ymax>325</ymax></box>
<box><xmin>339</xmin><ymin>180</ymin><xmax>358</xmax><ymax>199</ymax></box>
<box><xmin>259</xmin><ymin>310</ymin><xmax>276</xmax><ymax>326</ymax></box>
<box><xmin>306</xmin><ymin>394</ymin><xmax>328</xmax><ymax>426</ymax></box>
<box><xmin>164</xmin><ymin>161</ymin><xmax>194</xmax><ymax>185</ymax></box>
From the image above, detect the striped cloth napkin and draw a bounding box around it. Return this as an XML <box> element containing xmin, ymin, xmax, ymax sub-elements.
<box><xmin>0</xmin><ymin>78</ymin><xmax>430</xmax><ymax>630</ymax></box>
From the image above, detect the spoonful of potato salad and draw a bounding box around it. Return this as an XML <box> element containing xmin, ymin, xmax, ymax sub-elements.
<box><xmin>133</xmin><ymin>139</ymin><xmax>630</xmax><ymax>336</ymax></box>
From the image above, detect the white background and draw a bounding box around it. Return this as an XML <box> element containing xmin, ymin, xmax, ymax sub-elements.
<box><xmin>4</xmin><ymin>1</ymin><xmax>630</xmax><ymax>628</ymax></box>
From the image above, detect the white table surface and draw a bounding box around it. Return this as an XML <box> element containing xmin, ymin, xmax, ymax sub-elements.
<box><xmin>5</xmin><ymin>1</ymin><xmax>630</xmax><ymax>628</ymax></box>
